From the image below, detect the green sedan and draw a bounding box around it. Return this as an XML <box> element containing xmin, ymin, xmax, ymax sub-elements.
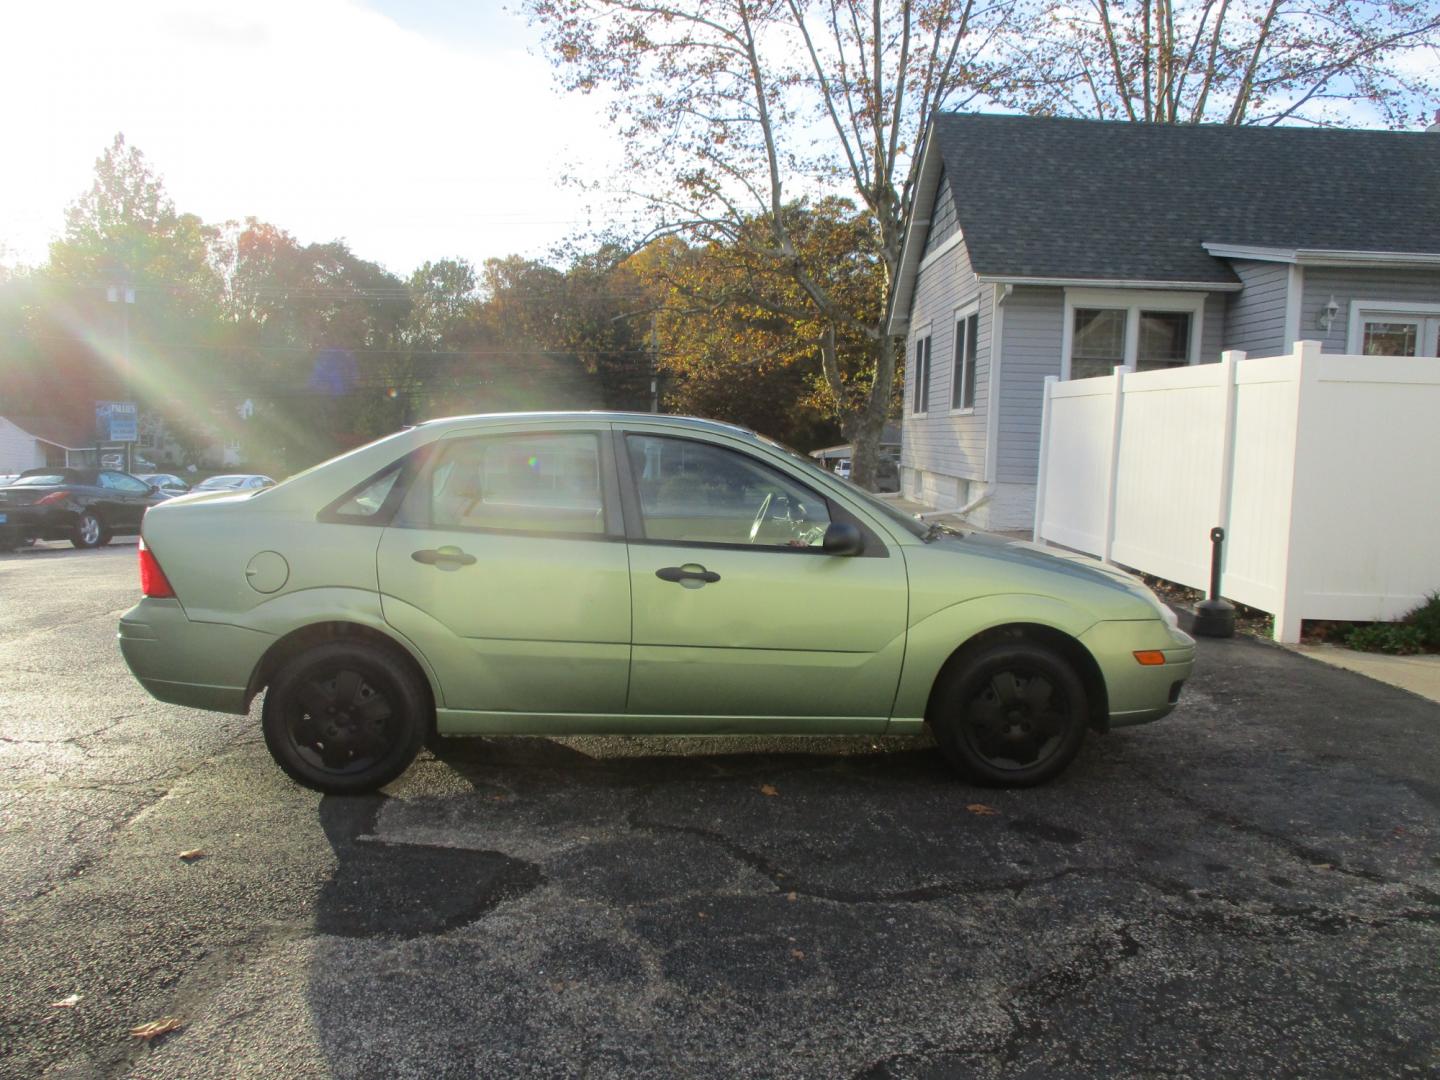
<box><xmin>118</xmin><ymin>413</ymin><xmax>1194</xmax><ymax>793</ymax></box>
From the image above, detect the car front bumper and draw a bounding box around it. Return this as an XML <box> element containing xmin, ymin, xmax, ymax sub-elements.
<box><xmin>1080</xmin><ymin>619</ymin><xmax>1196</xmax><ymax>729</ymax></box>
<box><xmin>118</xmin><ymin>599</ymin><xmax>274</xmax><ymax>714</ymax></box>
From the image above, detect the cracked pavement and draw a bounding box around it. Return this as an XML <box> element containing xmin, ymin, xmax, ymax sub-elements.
<box><xmin>1</xmin><ymin>542</ymin><xmax>1438</xmax><ymax>1078</ymax></box>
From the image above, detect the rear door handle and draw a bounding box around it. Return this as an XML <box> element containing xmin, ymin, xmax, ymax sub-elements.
<box><xmin>412</xmin><ymin>546</ymin><xmax>476</xmax><ymax>569</ymax></box>
<box><xmin>656</xmin><ymin>564</ymin><xmax>720</xmax><ymax>585</ymax></box>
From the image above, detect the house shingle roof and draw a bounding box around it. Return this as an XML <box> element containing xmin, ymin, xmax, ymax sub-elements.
<box><xmin>929</xmin><ymin>113</ymin><xmax>1440</xmax><ymax>285</ymax></box>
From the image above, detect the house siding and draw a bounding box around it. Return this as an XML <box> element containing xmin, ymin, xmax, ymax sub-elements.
<box><xmin>997</xmin><ymin>286</ymin><xmax>1063</xmax><ymax>486</ymax></box>
<box><xmin>900</xmin><ymin>236</ymin><xmax>990</xmax><ymax>504</ymax></box>
<box><xmin>0</xmin><ymin>418</ymin><xmax>47</xmax><ymax>474</ymax></box>
<box><xmin>1224</xmin><ymin>260</ymin><xmax>1291</xmax><ymax>356</ymax></box>
<box><xmin>1301</xmin><ymin>266</ymin><xmax>1440</xmax><ymax>353</ymax></box>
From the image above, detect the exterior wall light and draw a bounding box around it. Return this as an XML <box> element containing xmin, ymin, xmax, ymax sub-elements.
<box><xmin>1318</xmin><ymin>296</ymin><xmax>1340</xmax><ymax>332</ymax></box>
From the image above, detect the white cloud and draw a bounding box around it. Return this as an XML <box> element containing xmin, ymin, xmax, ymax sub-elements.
<box><xmin>0</xmin><ymin>0</ymin><xmax>627</xmax><ymax>274</ymax></box>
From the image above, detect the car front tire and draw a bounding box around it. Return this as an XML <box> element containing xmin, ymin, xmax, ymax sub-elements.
<box><xmin>930</xmin><ymin>641</ymin><xmax>1089</xmax><ymax>787</ymax></box>
<box><xmin>71</xmin><ymin>512</ymin><xmax>109</xmax><ymax>549</ymax></box>
<box><xmin>261</xmin><ymin>641</ymin><xmax>429</xmax><ymax>794</ymax></box>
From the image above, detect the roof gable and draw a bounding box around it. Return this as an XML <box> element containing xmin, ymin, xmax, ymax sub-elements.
<box><xmin>887</xmin><ymin>113</ymin><xmax>1440</xmax><ymax>334</ymax></box>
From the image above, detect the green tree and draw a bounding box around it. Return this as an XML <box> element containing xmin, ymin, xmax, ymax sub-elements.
<box><xmin>42</xmin><ymin>133</ymin><xmax>228</xmax><ymax>437</ymax></box>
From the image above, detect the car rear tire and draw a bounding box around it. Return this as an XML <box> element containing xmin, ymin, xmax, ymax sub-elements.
<box><xmin>930</xmin><ymin>642</ymin><xmax>1089</xmax><ymax>787</ymax></box>
<box><xmin>71</xmin><ymin>512</ymin><xmax>108</xmax><ymax>549</ymax></box>
<box><xmin>262</xmin><ymin>641</ymin><xmax>429</xmax><ymax>794</ymax></box>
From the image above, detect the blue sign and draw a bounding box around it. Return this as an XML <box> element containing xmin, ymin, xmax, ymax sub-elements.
<box><xmin>95</xmin><ymin>401</ymin><xmax>138</xmax><ymax>443</ymax></box>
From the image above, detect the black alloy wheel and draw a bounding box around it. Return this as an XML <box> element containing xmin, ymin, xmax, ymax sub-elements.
<box><xmin>931</xmin><ymin>642</ymin><xmax>1089</xmax><ymax>787</ymax></box>
<box><xmin>262</xmin><ymin>641</ymin><xmax>428</xmax><ymax>794</ymax></box>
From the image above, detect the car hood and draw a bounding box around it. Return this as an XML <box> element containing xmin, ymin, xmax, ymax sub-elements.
<box><xmin>925</xmin><ymin>530</ymin><xmax>1163</xmax><ymax>605</ymax></box>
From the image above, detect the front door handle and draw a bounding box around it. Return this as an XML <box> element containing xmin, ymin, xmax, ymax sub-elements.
<box><xmin>412</xmin><ymin>546</ymin><xmax>476</xmax><ymax>569</ymax></box>
<box><xmin>656</xmin><ymin>564</ymin><xmax>720</xmax><ymax>585</ymax></box>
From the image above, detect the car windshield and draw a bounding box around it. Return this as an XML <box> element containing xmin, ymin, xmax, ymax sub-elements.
<box><xmin>754</xmin><ymin>434</ymin><xmax>930</xmax><ymax>540</ymax></box>
<box><xmin>196</xmin><ymin>476</ymin><xmax>246</xmax><ymax>489</ymax></box>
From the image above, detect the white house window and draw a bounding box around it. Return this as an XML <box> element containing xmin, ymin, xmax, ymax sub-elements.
<box><xmin>1071</xmin><ymin>309</ymin><xmax>1126</xmax><ymax>380</ymax></box>
<box><xmin>911</xmin><ymin>333</ymin><xmax>932</xmax><ymax>413</ymax></box>
<box><xmin>1137</xmin><ymin>311</ymin><xmax>1191</xmax><ymax>370</ymax></box>
<box><xmin>951</xmin><ymin>308</ymin><xmax>979</xmax><ymax>411</ymax></box>
<box><xmin>1063</xmin><ymin>290</ymin><xmax>1206</xmax><ymax>379</ymax></box>
<box><xmin>1348</xmin><ymin>304</ymin><xmax>1440</xmax><ymax>357</ymax></box>
<box><xmin>1365</xmin><ymin>322</ymin><xmax>1418</xmax><ymax>355</ymax></box>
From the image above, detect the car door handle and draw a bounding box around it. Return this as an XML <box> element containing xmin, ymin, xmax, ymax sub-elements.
<box><xmin>656</xmin><ymin>565</ymin><xmax>720</xmax><ymax>585</ymax></box>
<box><xmin>412</xmin><ymin>546</ymin><xmax>476</xmax><ymax>569</ymax></box>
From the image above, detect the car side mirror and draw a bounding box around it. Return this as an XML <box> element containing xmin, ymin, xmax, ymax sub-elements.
<box><xmin>148</xmin><ymin>484</ymin><xmax>161</xmax><ymax>495</ymax></box>
<box><xmin>822</xmin><ymin>521</ymin><xmax>863</xmax><ymax>556</ymax></box>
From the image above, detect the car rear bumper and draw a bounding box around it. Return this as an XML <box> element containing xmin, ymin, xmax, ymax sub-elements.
<box><xmin>118</xmin><ymin>599</ymin><xmax>273</xmax><ymax>714</ymax></box>
<box><xmin>1081</xmin><ymin>619</ymin><xmax>1196</xmax><ymax>729</ymax></box>
<box><xmin>0</xmin><ymin>507</ymin><xmax>75</xmax><ymax>541</ymax></box>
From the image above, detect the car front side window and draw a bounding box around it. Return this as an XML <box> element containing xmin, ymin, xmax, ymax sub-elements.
<box><xmin>626</xmin><ymin>434</ymin><xmax>830</xmax><ymax>548</ymax></box>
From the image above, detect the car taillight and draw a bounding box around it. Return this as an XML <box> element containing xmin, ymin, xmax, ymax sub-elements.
<box><xmin>139</xmin><ymin>539</ymin><xmax>176</xmax><ymax>598</ymax></box>
<box><xmin>36</xmin><ymin>491</ymin><xmax>67</xmax><ymax>505</ymax></box>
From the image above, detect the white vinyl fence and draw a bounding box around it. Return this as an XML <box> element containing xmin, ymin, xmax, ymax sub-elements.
<box><xmin>1034</xmin><ymin>342</ymin><xmax>1440</xmax><ymax>642</ymax></box>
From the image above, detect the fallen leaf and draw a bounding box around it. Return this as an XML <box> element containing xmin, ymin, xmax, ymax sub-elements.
<box><xmin>790</xmin><ymin>948</ymin><xmax>806</xmax><ymax>960</ymax></box>
<box><xmin>697</xmin><ymin>911</ymin><xmax>709</xmax><ymax>920</ymax></box>
<box><xmin>786</xmin><ymin>891</ymin><xmax>798</xmax><ymax>902</ymax></box>
<box><xmin>760</xmin><ymin>784</ymin><xmax>779</xmax><ymax>797</ymax></box>
<box><xmin>177</xmin><ymin>850</ymin><xmax>206</xmax><ymax>862</ymax></box>
<box><xmin>49</xmin><ymin>994</ymin><xmax>82</xmax><ymax>1008</ymax></box>
<box><xmin>966</xmin><ymin>803</ymin><xmax>1000</xmax><ymax>816</ymax></box>
<box><xmin>131</xmin><ymin>1017</ymin><xmax>184</xmax><ymax>1040</ymax></box>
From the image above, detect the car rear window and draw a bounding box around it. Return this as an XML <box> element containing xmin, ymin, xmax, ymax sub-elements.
<box><xmin>11</xmin><ymin>473</ymin><xmax>70</xmax><ymax>486</ymax></box>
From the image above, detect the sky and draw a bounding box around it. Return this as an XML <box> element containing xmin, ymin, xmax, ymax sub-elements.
<box><xmin>0</xmin><ymin>0</ymin><xmax>629</xmax><ymax>278</ymax></box>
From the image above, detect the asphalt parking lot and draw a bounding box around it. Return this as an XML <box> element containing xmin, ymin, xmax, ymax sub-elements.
<box><xmin>2</xmin><ymin>541</ymin><xmax>1438</xmax><ymax>1079</ymax></box>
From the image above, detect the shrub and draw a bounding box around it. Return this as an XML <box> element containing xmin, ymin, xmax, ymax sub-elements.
<box><xmin>1345</xmin><ymin>623</ymin><xmax>1429</xmax><ymax>655</ymax></box>
<box><xmin>1405</xmin><ymin>590</ymin><xmax>1440</xmax><ymax>647</ymax></box>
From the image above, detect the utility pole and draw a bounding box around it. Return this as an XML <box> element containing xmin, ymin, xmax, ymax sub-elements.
<box><xmin>106</xmin><ymin>282</ymin><xmax>135</xmax><ymax>471</ymax></box>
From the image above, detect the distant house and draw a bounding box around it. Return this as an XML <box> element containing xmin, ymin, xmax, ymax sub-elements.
<box><xmin>886</xmin><ymin>113</ymin><xmax>1440</xmax><ymax>530</ymax></box>
<box><xmin>0</xmin><ymin>415</ymin><xmax>95</xmax><ymax>474</ymax></box>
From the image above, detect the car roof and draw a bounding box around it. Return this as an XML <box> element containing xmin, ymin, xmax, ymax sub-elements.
<box><xmin>415</xmin><ymin>411</ymin><xmax>757</xmax><ymax>439</ymax></box>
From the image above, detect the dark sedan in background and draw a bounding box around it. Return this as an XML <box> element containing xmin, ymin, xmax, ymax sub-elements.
<box><xmin>0</xmin><ymin>468</ymin><xmax>165</xmax><ymax>550</ymax></box>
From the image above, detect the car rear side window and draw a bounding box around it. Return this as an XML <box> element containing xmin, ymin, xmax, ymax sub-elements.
<box><xmin>327</xmin><ymin>465</ymin><xmax>404</xmax><ymax>520</ymax></box>
<box><xmin>428</xmin><ymin>432</ymin><xmax>606</xmax><ymax>535</ymax></box>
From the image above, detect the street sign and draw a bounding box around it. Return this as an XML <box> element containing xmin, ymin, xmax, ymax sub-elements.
<box><xmin>95</xmin><ymin>401</ymin><xmax>138</xmax><ymax>443</ymax></box>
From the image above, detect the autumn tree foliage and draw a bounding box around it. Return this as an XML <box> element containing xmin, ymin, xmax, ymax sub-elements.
<box><xmin>525</xmin><ymin>0</ymin><xmax>1438</xmax><ymax>486</ymax></box>
<box><xmin>527</xmin><ymin>0</ymin><xmax>1007</xmax><ymax>486</ymax></box>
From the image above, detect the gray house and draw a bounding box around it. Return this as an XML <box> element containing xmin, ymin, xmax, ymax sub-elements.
<box><xmin>886</xmin><ymin>113</ymin><xmax>1440</xmax><ymax>530</ymax></box>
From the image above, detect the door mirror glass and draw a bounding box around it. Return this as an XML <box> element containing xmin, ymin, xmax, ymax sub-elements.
<box><xmin>821</xmin><ymin>521</ymin><xmax>863</xmax><ymax>556</ymax></box>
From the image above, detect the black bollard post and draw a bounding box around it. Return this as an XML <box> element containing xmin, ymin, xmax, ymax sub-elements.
<box><xmin>1192</xmin><ymin>526</ymin><xmax>1236</xmax><ymax>637</ymax></box>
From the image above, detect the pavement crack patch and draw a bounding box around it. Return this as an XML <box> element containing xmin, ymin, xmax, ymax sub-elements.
<box><xmin>627</xmin><ymin>814</ymin><xmax>1101</xmax><ymax>904</ymax></box>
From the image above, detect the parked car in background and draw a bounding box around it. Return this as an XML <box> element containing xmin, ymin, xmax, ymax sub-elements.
<box><xmin>138</xmin><ymin>473</ymin><xmax>190</xmax><ymax>497</ymax></box>
<box><xmin>0</xmin><ymin>468</ymin><xmax>165</xmax><ymax>549</ymax></box>
<box><xmin>193</xmin><ymin>474</ymin><xmax>275</xmax><ymax>492</ymax></box>
<box><xmin>834</xmin><ymin>459</ymin><xmax>852</xmax><ymax>480</ymax></box>
<box><xmin>119</xmin><ymin>412</ymin><xmax>1194</xmax><ymax>795</ymax></box>
<box><xmin>101</xmin><ymin>453</ymin><xmax>157</xmax><ymax>473</ymax></box>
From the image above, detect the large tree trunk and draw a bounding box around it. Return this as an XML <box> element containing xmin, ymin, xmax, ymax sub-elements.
<box><xmin>847</xmin><ymin>334</ymin><xmax>899</xmax><ymax>490</ymax></box>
